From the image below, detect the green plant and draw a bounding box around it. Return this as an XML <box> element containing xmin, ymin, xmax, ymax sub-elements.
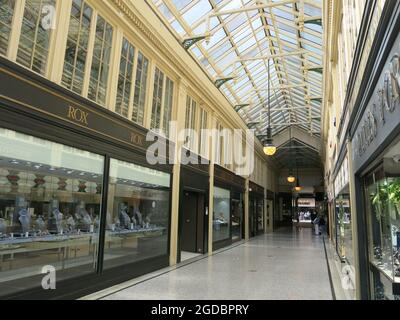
<box><xmin>388</xmin><ymin>179</ymin><xmax>400</xmax><ymax>217</ymax></box>
<box><xmin>388</xmin><ymin>179</ymin><xmax>400</xmax><ymax>204</ymax></box>
<box><xmin>371</xmin><ymin>183</ymin><xmax>389</xmax><ymax>220</ymax></box>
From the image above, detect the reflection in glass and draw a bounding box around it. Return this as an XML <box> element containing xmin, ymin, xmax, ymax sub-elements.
<box><xmin>257</xmin><ymin>199</ymin><xmax>264</xmax><ymax>233</ymax></box>
<box><xmin>213</xmin><ymin>187</ymin><xmax>230</xmax><ymax>243</ymax></box>
<box><xmin>132</xmin><ymin>52</ymin><xmax>149</xmax><ymax>125</ymax></box>
<box><xmin>62</xmin><ymin>0</ymin><xmax>93</xmax><ymax>94</ymax></box>
<box><xmin>335</xmin><ymin>195</ymin><xmax>352</xmax><ymax>263</ymax></box>
<box><xmin>365</xmin><ymin>157</ymin><xmax>400</xmax><ymax>299</ymax></box>
<box><xmin>16</xmin><ymin>0</ymin><xmax>55</xmax><ymax>74</ymax></box>
<box><xmin>103</xmin><ymin>159</ymin><xmax>170</xmax><ymax>269</ymax></box>
<box><xmin>0</xmin><ymin>128</ymin><xmax>104</xmax><ymax>296</ymax></box>
<box><xmin>232</xmin><ymin>194</ymin><xmax>243</xmax><ymax>242</ymax></box>
<box><xmin>88</xmin><ymin>15</ymin><xmax>113</xmax><ymax>105</ymax></box>
<box><xmin>0</xmin><ymin>0</ymin><xmax>15</xmax><ymax>56</ymax></box>
<box><xmin>115</xmin><ymin>38</ymin><xmax>135</xmax><ymax>118</ymax></box>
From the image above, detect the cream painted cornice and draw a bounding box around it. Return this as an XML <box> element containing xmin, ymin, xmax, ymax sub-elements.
<box><xmin>110</xmin><ymin>0</ymin><xmax>277</xmax><ymax>168</ymax></box>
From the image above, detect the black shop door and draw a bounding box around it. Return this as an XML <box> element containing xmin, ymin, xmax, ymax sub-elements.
<box><xmin>180</xmin><ymin>191</ymin><xmax>206</xmax><ymax>254</ymax></box>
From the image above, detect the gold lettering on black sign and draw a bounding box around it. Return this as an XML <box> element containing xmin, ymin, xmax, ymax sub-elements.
<box><xmin>67</xmin><ymin>106</ymin><xmax>89</xmax><ymax>126</ymax></box>
<box><xmin>130</xmin><ymin>132</ymin><xmax>144</xmax><ymax>146</ymax></box>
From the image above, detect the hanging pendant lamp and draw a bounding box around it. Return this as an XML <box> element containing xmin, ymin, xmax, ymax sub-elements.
<box><xmin>295</xmin><ymin>165</ymin><xmax>302</xmax><ymax>192</ymax></box>
<box><xmin>264</xmin><ymin>59</ymin><xmax>276</xmax><ymax>156</ymax></box>
<box><xmin>287</xmin><ymin>126</ymin><xmax>296</xmax><ymax>183</ymax></box>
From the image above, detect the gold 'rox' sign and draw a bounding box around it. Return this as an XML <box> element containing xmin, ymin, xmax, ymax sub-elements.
<box><xmin>67</xmin><ymin>105</ymin><xmax>89</xmax><ymax>126</ymax></box>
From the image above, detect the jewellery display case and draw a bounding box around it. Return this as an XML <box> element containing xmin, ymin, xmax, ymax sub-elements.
<box><xmin>365</xmin><ymin>162</ymin><xmax>400</xmax><ymax>299</ymax></box>
<box><xmin>0</xmin><ymin>128</ymin><xmax>104</xmax><ymax>293</ymax></box>
<box><xmin>102</xmin><ymin>158</ymin><xmax>170</xmax><ymax>269</ymax></box>
<box><xmin>213</xmin><ymin>187</ymin><xmax>231</xmax><ymax>243</ymax></box>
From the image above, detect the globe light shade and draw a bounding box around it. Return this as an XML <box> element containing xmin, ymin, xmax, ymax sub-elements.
<box><xmin>287</xmin><ymin>176</ymin><xmax>296</xmax><ymax>183</ymax></box>
<box><xmin>263</xmin><ymin>144</ymin><xmax>277</xmax><ymax>156</ymax></box>
<box><xmin>294</xmin><ymin>179</ymin><xmax>302</xmax><ymax>192</ymax></box>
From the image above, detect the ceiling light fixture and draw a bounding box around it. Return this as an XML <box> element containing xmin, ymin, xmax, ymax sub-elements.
<box><xmin>287</xmin><ymin>126</ymin><xmax>296</xmax><ymax>183</ymax></box>
<box><xmin>264</xmin><ymin>59</ymin><xmax>276</xmax><ymax>156</ymax></box>
<box><xmin>294</xmin><ymin>165</ymin><xmax>302</xmax><ymax>192</ymax></box>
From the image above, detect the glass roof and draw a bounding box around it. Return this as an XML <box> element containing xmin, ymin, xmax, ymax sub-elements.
<box><xmin>150</xmin><ymin>0</ymin><xmax>324</xmax><ymax>138</ymax></box>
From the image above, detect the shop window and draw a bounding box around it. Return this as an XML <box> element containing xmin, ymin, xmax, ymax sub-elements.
<box><xmin>87</xmin><ymin>15</ymin><xmax>113</xmax><ymax>105</ymax></box>
<box><xmin>199</xmin><ymin>108</ymin><xmax>208</xmax><ymax>157</ymax></box>
<box><xmin>103</xmin><ymin>158</ymin><xmax>170</xmax><ymax>269</ymax></box>
<box><xmin>115</xmin><ymin>38</ymin><xmax>135</xmax><ymax>118</ymax></box>
<box><xmin>132</xmin><ymin>52</ymin><xmax>149</xmax><ymax>125</ymax></box>
<box><xmin>364</xmin><ymin>139</ymin><xmax>400</xmax><ymax>300</ymax></box>
<box><xmin>162</xmin><ymin>77</ymin><xmax>174</xmax><ymax>137</ymax></box>
<box><xmin>335</xmin><ymin>194</ymin><xmax>352</xmax><ymax>264</ymax></box>
<box><xmin>185</xmin><ymin>95</ymin><xmax>197</xmax><ymax>151</ymax></box>
<box><xmin>16</xmin><ymin>0</ymin><xmax>55</xmax><ymax>75</ymax></box>
<box><xmin>213</xmin><ymin>187</ymin><xmax>230</xmax><ymax>243</ymax></box>
<box><xmin>0</xmin><ymin>128</ymin><xmax>104</xmax><ymax>296</ymax></box>
<box><xmin>62</xmin><ymin>0</ymin><xmax>93</xmax><ymax>94</ymax></box>
<box><xmin>0</xmin><ymin>0</ymin><xmax>15</xmax><ymax>56</ymax></box>
<box><xmin>218</xmin><ymin>123</ymin><xmax>224</xmax><ymax>166</ymax></box>
<box><xmin>366</xmin><ymin>169</ymin><xmax>400</xmax><ymax>290</ymax></box>
<box><xmin>232</xmin><ymin>194</ymin><xmax>244</xmax><ymax>242</ymax></box>
<box><xmin>151</xmin><ymin>68</ymin><xmax>175</xmax><ymax>135</ymax></box>
<box><xmin>150</xmin><ymin>67</ymin><xmax>164</xmax><ymax>130</ymax></box>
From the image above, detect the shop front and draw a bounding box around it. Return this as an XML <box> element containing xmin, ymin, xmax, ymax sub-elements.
<box><xmin>0</xmin><ymin>57</ymin><xmax>172</xmax><ymax>299</ymax></box>
<box><xmin>212</xmin><ymin>165</ymin><xmax>245</xmax><ymax>250</ymax></box>
<box><xmin>333</xmin><ymin>154</ymin><xmax>355</xmax><ymax>298</ymax></box>
<box><xmin>249</xmin><ymin>182</ymin><xmax>264</xmax><ymax>237</ymax></box>
<box><xmin>266</xmin><ymin>190</ymin><xmax>274</xmax><ymax>231</ymax></box>
<box><xmin>178</xmin><ymin>151</ymin><xmax>209</xmax><ymax>261</ymax></box>
<box><xmin>350</xmin><ymin>11</ymin><xmax>400</xmax><ymax>299</ymax></box>
<box><xmin>333</xmin><ymin>155</ymin><xmax>353</xmax><ymax>264</ymax></box>
<box><xmin>296</xmin><ymin>197</ymin><xmax>316</xmax><ymax>227</ymax></box>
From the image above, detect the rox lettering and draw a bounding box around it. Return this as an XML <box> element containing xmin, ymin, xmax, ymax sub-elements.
<box><xmin>67</xmin><ymin>106</ymin><xmax>89</xmax><ymax>126</ymax></box>
<box><xmin>355</xmin><ymin>53</ymin><xmax>400</xmax><ymax>157</ymax></box>
<box><xmin>131</xmin><ymin>132</ymin><xmax>144</xmax><ymax>146</ymax></box>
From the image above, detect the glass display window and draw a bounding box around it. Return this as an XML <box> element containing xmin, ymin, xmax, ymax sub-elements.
<box><xmin>364</xmin><ymin>140</ymin><xmax>400</xmax><ymax>299</ymax></box>
<box><xmin>213</xmin><ymin>187</ymin><xmax>230</xmax><ymax>243</ymax></box>
<box><xmin>297</xmin><ymin>198</ymin><xmax>316</xmax><ymax>223</ymax></box>
<box><xmin>366</xmin><ymin>169</ymin><xmax>400</xmax><ymax>283</ymax></box>
<box><xmin>335</xmin><ymin>193</ymin><xmax>352</xmax><ymax>263</ymax></box>
<box><xmin>103</xmin><ymin>158</ymin><xmax>170</xmax><ymax>269</ymax></box>
<box><xmin>257</xmin><ymin>198</ymin><xmax>264</xmax><ymax>234</ymax></box>
<box><xmin>0</xmin><ymin>128</ymin><xmax>104</xmax><ymax>295</ymax></box>
<box><xmin>231</xmin><ymin>193</ymin><xmax>243</xmax><ymax>242</ymax></box>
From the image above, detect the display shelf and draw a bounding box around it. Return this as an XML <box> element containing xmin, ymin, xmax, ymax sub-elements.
<box><xmin>371</xmin><ymin>260</ymin><xmax>400</xmax><ymax>283</ymax></box>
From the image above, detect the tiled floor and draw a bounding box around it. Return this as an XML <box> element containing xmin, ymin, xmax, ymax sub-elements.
<box><xmin>97</xmin><ymin>228</ymin><xmax>333</xmax><ymax>300</ymax></box>
<box><xmin>181</xmin><ymin>251</ymin><xmax>202</xmax><ymax>262</ymax></box>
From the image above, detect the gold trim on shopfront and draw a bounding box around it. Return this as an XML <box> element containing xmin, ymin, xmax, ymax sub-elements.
<box><xmin>0</xmin><ymin>67</ymin><xmax>149</xmax><ymax>143</ymax></box>
<box><xmin>0</xmin><ymin>94</ymin><xmax>154</xmax><ymax>154</ymax></box>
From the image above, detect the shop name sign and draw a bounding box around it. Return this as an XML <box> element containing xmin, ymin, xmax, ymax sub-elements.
<box><xmin>354</xmin><ymin>53</ymin><xmax>400</xmax><ymax>158</ymax></box>
<box><xmin>298</xmin><ymin>198</ymin><xmax>315</xmax><ymax>207</ymax></box>
<box><xmin>67</xmin><ymin>105</ymin><xmax>89</xmax><ymax>126</ymax></box>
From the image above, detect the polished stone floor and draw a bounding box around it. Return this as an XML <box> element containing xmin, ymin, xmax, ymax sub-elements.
<box><xmin>94</xmin><ymin>228</ymin><xmax>333</xmax><ymax>300</ymax></box>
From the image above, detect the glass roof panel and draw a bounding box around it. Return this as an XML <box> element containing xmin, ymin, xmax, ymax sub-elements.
<box><xmin>151</xmin><ymin>0</ymin><xmax>324</xmax><ymax>137</ymax></box>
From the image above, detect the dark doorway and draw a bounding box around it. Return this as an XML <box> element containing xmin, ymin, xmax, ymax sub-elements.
<box><xmin>180</xmin><ymin>190</ymin><xmax>207</xmax><ymax>256</ymax></box>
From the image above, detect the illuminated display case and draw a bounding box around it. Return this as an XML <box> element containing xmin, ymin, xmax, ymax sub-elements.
<box><xmin>365</xmin><ymin>160</ymin><xmax>400</xmax><ymax>300</ymax></box>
